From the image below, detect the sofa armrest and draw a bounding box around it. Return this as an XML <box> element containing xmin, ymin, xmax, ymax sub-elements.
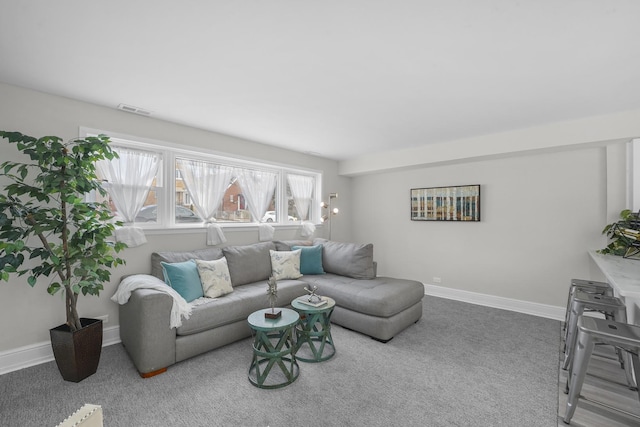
<box><xmin>119</xmin><ymin>287</ymin><xmax>177</xmax><ymax>376</ymax></box>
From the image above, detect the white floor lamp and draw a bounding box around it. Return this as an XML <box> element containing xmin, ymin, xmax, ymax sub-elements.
<box><xmin>321</xmin><ymin>192</ymin><xmax>339</xmax><ymax>240</ymax></box>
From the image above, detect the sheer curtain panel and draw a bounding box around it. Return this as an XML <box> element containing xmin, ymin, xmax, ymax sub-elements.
<box><xmin>287</xmin><ymin>174</ymin><xmax>316</xmax><ymax>237</ymax></box>
<box><xmin>177</xmin><ymin>159</ymin><xmax>234</xmax><ymax>245</ymax></box>
<box><xmin>238</xmin><ymin>169</ymin><xmax>277</xmax><ymax>241</ymax></box>
<box><xmin>95</xmin><ymin>147</ymin><xmax>161</xmax><ymax>247</ymax></box>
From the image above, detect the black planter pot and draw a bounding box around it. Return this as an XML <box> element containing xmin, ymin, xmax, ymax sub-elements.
<box><xmin>49</xmin><ymin>318</ymin><xmax>103</xmax><ymax>382</ymax></box>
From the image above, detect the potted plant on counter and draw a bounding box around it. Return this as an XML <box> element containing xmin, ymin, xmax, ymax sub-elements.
<box><xmin>0</xmin><ymin>131</ymin><xmax>126</xmax><ymax>382</ymax></box>
<box><xmin>599</xmin><ymin>209</ymin><xmax>640</xmax><ymax>259</ymax></box>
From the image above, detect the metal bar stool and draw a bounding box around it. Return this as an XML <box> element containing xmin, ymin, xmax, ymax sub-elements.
<box><xmin>563</xmin><ymin>316</ymin><xmax>640</xmax><ymax>424</ymax></box>
<box><xmin>563</xmin><ymin>291</ymin><xmax>627</xmax><ymax>371</ymax></box>
<box><xmin>563</xmin><ymin>279</ymin><xmax>613</xmax><ymax>334</ymax></box>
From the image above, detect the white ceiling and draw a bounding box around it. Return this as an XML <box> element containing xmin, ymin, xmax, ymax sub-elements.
<box><xmin>1</xmin><ymin>1</ymin><xmax>639</xmax><ymax>161</ymax></box>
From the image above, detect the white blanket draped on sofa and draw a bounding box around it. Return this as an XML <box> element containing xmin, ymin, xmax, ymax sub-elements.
<box><xmin>111</xmin><ymin>274</ymin><xmax>192</xmax><ymax>328</ymax></box>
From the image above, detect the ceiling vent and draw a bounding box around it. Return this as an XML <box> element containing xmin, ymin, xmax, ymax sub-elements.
<box><xmin>117</xmin><ymin>103</ymin><xmax>152</xmax><ymax>116</ymax></box>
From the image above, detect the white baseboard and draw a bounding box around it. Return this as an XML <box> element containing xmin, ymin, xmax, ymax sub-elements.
<box><xmin>424</xmin><ymin>284</ymin><xmax>565</xmax><ymax>321</ymax></box>
<box><xmin>1</xmin><ymin>288</ymin><xmax>565</xmax><ymax>376</ymax></box>
<box><xmin>0</xmin><ymin>325</ymin><xmax>121</xmax><ymax>376</ymax></box>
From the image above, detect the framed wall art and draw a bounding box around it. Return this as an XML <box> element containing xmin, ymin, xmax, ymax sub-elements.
<box><xmin>410</xmin><ymin>185</ymin><xmax>480</xmax><ymax>222</ymax></box>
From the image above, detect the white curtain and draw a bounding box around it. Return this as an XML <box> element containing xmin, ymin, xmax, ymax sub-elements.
<box><xmin>287</xmin><ymin>174</ymin><xmax>314</xmax><ymax>221</ymax></box>
<box><xmin>237</xmin><ymin>169</ymin><xmax>277</xmax><ymax>222</ymax></box>
<box><xmin>237</xmin><ymin>169</ymin><xmax>278</xmax><ymax>241</ymax></box>
<box><xmin>95</xmin><ymin>147</ymin><xmax>161</xmax><ymax>247</ymax></box>
<box><xmin>177</xmin><ymin>159</ymin><xmax>234</xmax><ymax>245</ymax></box>
<box><xmin>287</xmin><ymin>174</ymin><xmax>316</xmax><ymax>237</ymax></box>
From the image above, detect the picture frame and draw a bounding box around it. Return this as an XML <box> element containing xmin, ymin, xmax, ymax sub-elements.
<box><xmin>410</xmin><ymin>185</ymin><xmax>480</xmax><ymax>222</ymax></box>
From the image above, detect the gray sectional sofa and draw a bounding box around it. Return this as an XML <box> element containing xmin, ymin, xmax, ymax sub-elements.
<box><xmin>116</xmin><ymin>239</ymin><xmax>425</xmax><ymax>377</ymax></box>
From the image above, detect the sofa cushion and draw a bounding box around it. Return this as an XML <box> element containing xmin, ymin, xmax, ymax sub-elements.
<box><xmin>222</xmin><ymin>241</ymin><xmax>276</xmax><ymax>286</ymax></box>
<box><xmin>274</xmin><ymin>240</ymin><xmax>313</xmax><ymax>251</ymax></box>
<box><xmin>270</xmin><ymin>249</ymin><xmax>302</xmax><ymax>280</ymax></box>
<box><xmin>176</xmin><ymin>279</ymin><xmax>308</xmax><ymax>336</ymax></box>
<box><xmin>161</xmin><ymin>260</ymin><xmax>204</xmax><ymax>302</ymax></box>
<box><xmin>151</xmin><ymin>248</ymin><xmax>224</xmax><ymax>280</ymax></box>
<box><xmin>292</xmin><ymin>244</ymin><xmax>325</xmax><ymax>275</ymax></box>
<box><xmin>313</xmin><ymin>239</ymin><xmax>375</xmax><ymax>279</ymax></box>
<box><xmin>196</xmin><ymin>258</ymin><xmax>234</xmax><ymax>298</ymax></box>
<box><xmin>303</xmin><ymin>274</ymin><xmax>424</xmax><ymax>318</ymax></box>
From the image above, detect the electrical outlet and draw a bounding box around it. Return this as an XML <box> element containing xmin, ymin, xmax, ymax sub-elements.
<box><xmin>96</xmin><ymin>315</ymin><xmax>109</xmax><ymax>324</ymax></box>
<box><xmin>433</xmin><ymin>277</ymin><xmax>442</xmax><ymax>284</ymax></box>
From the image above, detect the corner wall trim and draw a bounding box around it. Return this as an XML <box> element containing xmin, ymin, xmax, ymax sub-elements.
<box><xmin>424</xmin><ymin>284</ymin><xmax>565</xmax><ymax>321</ymax></box>
<box><xmin>0</xmin><ymin>325</ymin><xmax>121</xmax><ymax>376</ymax></box>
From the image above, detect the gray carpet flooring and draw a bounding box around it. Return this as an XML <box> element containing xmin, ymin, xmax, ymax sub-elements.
<box><xmin>0</xmin><ymin>297</ymin><xmax>560</xmax><ymax>427</ymax></box>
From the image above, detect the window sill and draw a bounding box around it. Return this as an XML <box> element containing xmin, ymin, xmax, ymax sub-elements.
<box><xmin>137</xmin><ymin>222</ymin><xmax>323</xmax><ymax>236</ymax></box>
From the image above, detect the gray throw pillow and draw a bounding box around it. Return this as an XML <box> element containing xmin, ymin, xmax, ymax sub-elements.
<box><xmin>273</xmin><ymin>240</ymin><xmax>313</xmax><ymax>251</ymax></box>
<box><xmin>222</xmin><ymin>241</ymin><xmax>276</xmax><ymax>286</ymax></box>
<box><xmin>313</xmin><ymin>238</ymin><xmax>375</xmax><ymax>279</ymax></box>
<box><xmin>151</xmin><ymin>247</ymin><xmax>224</xmax><ymax>280</ymax></box>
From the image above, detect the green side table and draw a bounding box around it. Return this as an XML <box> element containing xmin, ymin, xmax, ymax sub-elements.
<box><xmin>291</xmin><ymin>296</ymin><xmax>336</xmax><ymax>363</ymax></box>
<box><xmin>247</xmin><ymin>308</ymin><xmax>300</xmax><ymax>389</ymax></box>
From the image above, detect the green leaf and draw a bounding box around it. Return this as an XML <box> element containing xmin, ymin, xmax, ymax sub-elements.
<box><xmin>14</xmin><ymin>240</ymin><xmax>25</xmax><ymax>251</ymax></box>
<box><xmin>1</xmin><ymin>130</ymin><xmax>125</xmax><ymax>322</ymax></box>
<box><xmin>47</xmin><ymin>283</ymin><xmax>61</xmax><ymax>295</ymax></box>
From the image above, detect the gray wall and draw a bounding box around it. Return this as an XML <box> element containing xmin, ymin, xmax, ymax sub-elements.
<box><xmin>0</xmin><ymin>81</ymin><xmax>636</xmax><ymax>355</ymax></box>
<box><xmin>350</xmin><ymin>144</ymin><xmax>625</xmax><ymax>307</ymax></box>
<box><xmin>0</xmin><ymin>83</ymin><xmax>351</xmax><ymax>352</ymax></box>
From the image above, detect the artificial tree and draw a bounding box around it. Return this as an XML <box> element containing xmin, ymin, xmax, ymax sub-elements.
<box><xmin>0</xmin><ymin>131</ymin><xmax>126</xmax><ymax>332</ymax></box>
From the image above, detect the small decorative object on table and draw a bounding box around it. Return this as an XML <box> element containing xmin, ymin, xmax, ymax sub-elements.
<box><xmin>299</xmin><ymin>285</ymin><xmax>326</xmax><ymax>307</ymax></box>
<box><xmin>265</xmin><ymin>276</ymin><xmax>281</xmax><ymax>319</ymax></box>
<box><xmin>304</xmin><ymin>285</ymin><xmax>322</xmax><ymax>304</ymax></box>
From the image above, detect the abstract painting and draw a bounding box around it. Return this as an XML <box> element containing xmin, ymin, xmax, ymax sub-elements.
<box><xmin>411</xmin><ymin>185</ymin><xmax>480</xmax><ymax>221</ymax></box>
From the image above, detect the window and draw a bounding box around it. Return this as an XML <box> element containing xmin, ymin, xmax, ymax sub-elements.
<box><xmin>84</xmin><ymin>128</ymin><xmax>322</xmax><ymax>229</ymax></box>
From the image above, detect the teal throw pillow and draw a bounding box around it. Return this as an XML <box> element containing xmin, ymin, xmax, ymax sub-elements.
<box><xmin>292</xmin><ymin>245</ymin><xmax>325</xmax><ymax>275</ymax></box>
<box><xmin>161</xmin><ymin>259</ymin><xmax>204</xmax><ymax>302</ymax></box>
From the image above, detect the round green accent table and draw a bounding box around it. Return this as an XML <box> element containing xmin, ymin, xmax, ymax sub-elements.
<box><xmin>247</xmin><ymin>308</ymin><xmax>300</xmax><ymax>389</ymax></box>
<box><xmin>291</xmin><ymin>296</ymin><xmax>336</xmax><ymax>362</ymax></box>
